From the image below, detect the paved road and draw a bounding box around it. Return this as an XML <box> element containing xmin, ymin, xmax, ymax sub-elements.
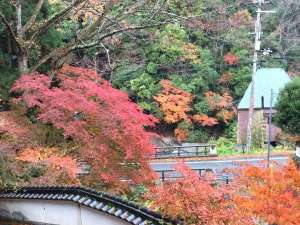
<box><xmin>150</xmin><ymin>156</ymin><xmax>289</xmax><ymax>175</ymax></box>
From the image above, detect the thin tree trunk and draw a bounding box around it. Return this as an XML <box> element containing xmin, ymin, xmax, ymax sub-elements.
<box><xmin>18</xmin><ymin>51</ymin><xmax>28</xmax><ymax>73</ymax></box>
<box><xmin>16</xmin><ymin>0</ymin><xmax>29</xmax><ymax>72</ymax></box>
<box><xmin>7</xmin><ymin>30</ymin><xmax>12</xmax><ymax>54</ymax></box>
<box><xmin>6</xmin><ymin>29</ymin><xmax>12</xmax><ymax>67</ymax></box>
<box><xmin>16</xmin><ymin>0</ymin><xmax>22</xmax><ymax>36</ymax></box>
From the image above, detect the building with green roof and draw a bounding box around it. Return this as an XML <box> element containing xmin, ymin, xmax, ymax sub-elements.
<box><xmin>237</xmin><ymin>68</ymin><xmax>291</xmax><ymax>145</ymax></box>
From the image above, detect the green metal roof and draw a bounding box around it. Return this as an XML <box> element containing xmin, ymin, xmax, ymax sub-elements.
<box><xmin>238</xmin><ymin>68</ymin><xmax>291</xmax><ymax>109</ymax></box>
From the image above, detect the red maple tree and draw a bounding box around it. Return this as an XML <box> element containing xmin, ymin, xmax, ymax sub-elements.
<box><xmin>11</xmin><ymin>65</ymin><xmax>158</xmax><ymax>191</ymax></box>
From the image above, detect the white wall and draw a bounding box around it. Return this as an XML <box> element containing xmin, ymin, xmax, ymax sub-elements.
<box><xmin>0</xmin><ymin>199</ymin><xmax>130</xmax><ymax>225</ymax></box>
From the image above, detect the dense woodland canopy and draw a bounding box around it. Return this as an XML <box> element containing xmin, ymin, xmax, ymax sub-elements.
<box><xmin>0</xmin><ymin>1</ymin><xmax>300</xmax><ymax>224</ymax></box>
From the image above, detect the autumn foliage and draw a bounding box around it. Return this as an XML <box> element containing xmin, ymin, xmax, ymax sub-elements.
<box><xmin>205</xmin><ymin>91</ymin><xmax>236</xmax><ymax>124</ymax></box>
<box><xmin>174</xmin><ymin>128</ymin><xmax>189</xmax><ymax>142</ymax></box>
<box><xmin>192</xmin><ymin>114</ymin><xmax>219</xmax><ymax>127</ymax></box>
<box><xmin>17</xmin><ymin>147</ymin><xmax>78</xmax><ymax>179</ymax></box>
<box><xmin>154</xmin><ymin>80</ymin><xmax>236</xmax><ymax>140</ymax></box>
<box><xmin>192</xmin><ymin>91</ymin><xmax>235</xmax><ymax>126</ymax></box>
<box><xmin>223</xmin><ymin>53</ymin><xmax>239</xmax><ymax>65</ymax></box>
<box><xmin>149</xmin><ymin>163</ymin><xmax>241</xmax><ymax>225</ymax></box>
<box><xmin>11</xmin><ymin>65</ymin><xmax>158</xmax><ymax>191</ymax></box>
<box><xmin>154</xmin><ymin>82</ymin><xmax>235</xmax><ymax>126</ymax></box>
<box><xmin>150</xmin><ymin>161</ymin><xmax>300</xmax><ymax>225</ymax></box>
<box><xmin>218</xmin><ymin>72</ymin><xmax>233</xmax><ymax>85</ymax></box>
<box><xmin>154</xmin><ymin>80</ymin><xmax>193</xmax><ymax>124</ymax></box>
<box><xmin>235</xmin><ymin>161</ymin><xmax>300</xmax><ymax>225</ymax></box>
<box><xmin>229</xmin><ymin>10</ymin><xmax>253</xmax><ymax>28</ymax></box>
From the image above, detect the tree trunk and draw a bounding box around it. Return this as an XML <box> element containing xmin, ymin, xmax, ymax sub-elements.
<box><xmin>6</xmin><ymin>29</ymin><xmax>12</xmax><ymax>67</ymax></box>
<box><xmin>15</xmin><ymin>0</ymin><xmax>29</xmax><ymax>72</ymax></box>
<box><xmin>18</xmin><ymin>50</ymin><xmax>28</xmax><ymax>73</ymax></box>
<box><xmin>16</xmin><ymin>0</ymin><xmax>22</xmax><ymax>36</ymax></box>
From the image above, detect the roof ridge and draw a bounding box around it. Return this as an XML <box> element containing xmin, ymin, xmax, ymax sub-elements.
<box><xmin>238</xmin><ymin>69</ymin><xmax>291</xmax><ymax>109</ymax></box>
<box><xmin>0</xmin><ymin>186</ymin><xmax>180</xmax><ymax>225</ymax></box>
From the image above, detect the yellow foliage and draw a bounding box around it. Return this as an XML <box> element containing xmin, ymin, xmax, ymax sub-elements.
<box><xmin>181</xmin><ymin>43</ymin><xmax>201</xmax><ymax>63</ymax></box>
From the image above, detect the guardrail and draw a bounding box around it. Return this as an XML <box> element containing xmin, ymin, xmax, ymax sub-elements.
<box><xmin>154</xmin><ymin>144</ymin><xmax>216</xmax><ymax>158</ymax></box>
<box><xmin>155</xmin><ymin>169</ymin><xmax>232</xmax><ymax>184</ymax></box>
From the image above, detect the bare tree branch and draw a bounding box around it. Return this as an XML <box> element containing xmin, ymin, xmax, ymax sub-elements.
<box><xmin>30</xmin><ymin>0</ymin><xmax>86</xmax><ymax>44</ymax></box>
<box><xmin>21</xmin><ymin>0</ymin><xmax>45</xmax><ymax>34</ymax></box>
<box><xmin>100</xmin><ymin>42</ymin><xmax>114</xmax><ymax>82</ymax></box>
<box><xmin>30</xmin><ymin>42</ymin><xmax>74</xmax><ymax>72</ymax></box>
<box><xmin>30</xmin><ymin>20</ymin><xmax>169</xmax><ymax>72</ymax></box>
<box><xmin>73</xmin><ymin>22</ymin><xmax>170</xmax><ymax>50</ymax></box>
<box><xmin>0</xmin><ymin>11</ymin><xmax>22</xmax><ymax>50</ymax></box>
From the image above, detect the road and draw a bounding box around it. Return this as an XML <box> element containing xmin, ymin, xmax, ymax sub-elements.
<box><xmin>150</xmin><ymin>156</ymin><xmax>289</xmax><ymax>175</ymax></box>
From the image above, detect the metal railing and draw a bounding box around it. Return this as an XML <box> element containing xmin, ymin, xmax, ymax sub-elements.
<box><xmin>155</xmin><ymin>169</ymin><xmax>232</xmax><ymax>184</ymax></box>
<box><xmin>154</xmin><ymin>144</ymin><xmax>216</xmax><ymax>158</ymax></box>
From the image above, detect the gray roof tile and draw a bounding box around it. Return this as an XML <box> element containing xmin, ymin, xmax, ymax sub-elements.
<box><xmin>0</xmin><ymin>186</ymin><xmax>179</xmax><ymax>225</ymax></box>
<box><xmin>132</xmin><ymin>217</ymin><xmax>142</xmax><ymax>225</ymax></box>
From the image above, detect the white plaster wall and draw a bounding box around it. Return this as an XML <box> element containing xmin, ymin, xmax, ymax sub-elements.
<box><xmin>80</xmin><ymin>206</ymin><xmax>128</xmax><ymax>225</ymax></box>
<box><xmin>0</xmin><ymin>199</ymin><xmax>130</xmax><ymax>225</ymax></box>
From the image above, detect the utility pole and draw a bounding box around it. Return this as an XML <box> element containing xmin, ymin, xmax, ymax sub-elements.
<box><xmin>246</xmin><ymin>0</ymin><xmax>275</xmax><ymax>152</ymax></box>
<box><xmin>267</xmin><ymin>89</ymin><xmax>273</xmax><ymax>168</ymax></box>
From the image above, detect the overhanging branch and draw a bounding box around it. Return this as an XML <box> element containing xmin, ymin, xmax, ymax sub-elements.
<box><xmin>21</xmin><ymin>0</ymin><xmax>45</xmax><ymax>34</ymax></box>
<box><xmin>30</xmin><ymin>0</ymin><xmax>86</xmax><ymax>43</ymax></box>
<box><xmin>29</xmin><ymin>20</ymin><xmax>169</xmax><ymax>72</ymax></box>
<box><xmin>73</xmin><ymin>21</ymin><xmax>170</xmax><ymax>50</ymax></box>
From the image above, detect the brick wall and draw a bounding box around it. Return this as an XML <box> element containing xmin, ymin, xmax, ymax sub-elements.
<box><xmin>237</xmin><ymin>109</ymin><xmax>282</xmax><ymax>144</ymax></box>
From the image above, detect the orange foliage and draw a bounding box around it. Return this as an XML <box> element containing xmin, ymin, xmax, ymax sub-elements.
<box><xmin>149</xmin><ymin>161</ymin><xmax>300</xmax><ymax>225</ymax></box>
<box><xmin>193</xmin><ymin>114</ymin><xmax>219</xmax><ymax>127</ymax></box>
<box><xmin>218</xmin><ymin>72</ymin><xmax>233</xmax><ymax>84</ymax></box>
<box><xmin>205</xmin><ymin>91</ymin><xmax>233</xmax><ymax>110</ymax></box>
<box><xmin>205</xmin><ymin>91</ymin><xmax>235</xmax><ymax>124</ymax></box>
<box><xmin>154</xmin><ymin>80</ymin><xmax>193</xmax><ymax>124</ymax></box>
<box><xmin>174</xmin><ymin>128</ymin><xmax>188</xmax><ymax>142</ymax></box>
<box><xmin>217</xmin><ymin>110</ymin><xmax>236</xmax><ymax>124</ymax></box>
<box><xmin>235</xmin><ymin>161</ymin><xmax>300</xmax><ymax>225</ymax></box>
<box><xmin>229</xmin><ymin>10</ymin><xmax>253</xmax><ymax>27</ymax></box>
<box><xmin>149</xmin><ymin>163</ymin><xmax>243</xmax><ymax>225</ymax></box>
<box><xmin>17</xmin><ymin>147</ymin><xmax>79</xmax><ymax>179</ymax></box>
<box><xmin>224</xmin><ymin>53</ymin><xmax>239</xmax><ymax>65</ymax></box>
<box><xmin>287</xmin><ymin>135</ymin><xmax>300</xmax><ymax>143</ymax></box>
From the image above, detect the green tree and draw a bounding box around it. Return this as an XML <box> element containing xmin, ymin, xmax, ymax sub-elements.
<box><xmin>275</xmin><ymin>78</ymin><xmax>300</xmax><ymax>144</ymax></box>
